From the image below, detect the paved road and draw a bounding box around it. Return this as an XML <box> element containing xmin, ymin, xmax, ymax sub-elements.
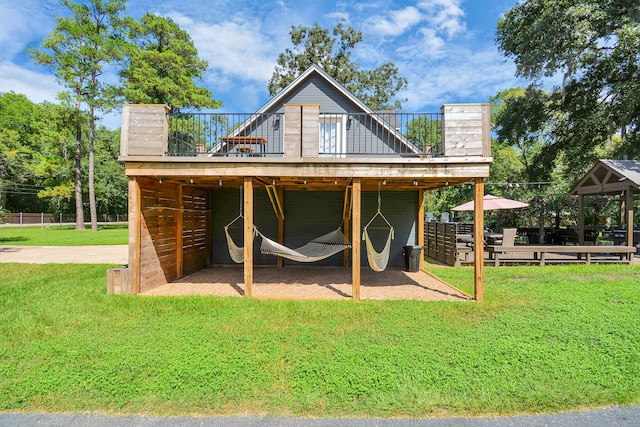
<box><xmin>1</xmin><ymin>405</ymin><xmax>640</xmax><ymax>426</ymax></box>
<box><xmin>0</xmin><ymin>245</ymin><xmax>127</xmax><ymax>264</ymax></box>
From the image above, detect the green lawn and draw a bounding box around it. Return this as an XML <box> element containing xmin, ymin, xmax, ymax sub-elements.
<box><xmin>0</xmin><ymin>262</ymin><xmax>639</xmax><ymax>418</ymax></box>
<box><xmin>0</xmin><ymin>224</ymin><xmax>127</xmax><ymax>246</ymax></box>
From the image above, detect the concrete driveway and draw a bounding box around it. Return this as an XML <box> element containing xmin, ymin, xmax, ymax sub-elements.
<box><xmin>0</xmin><ymin>245</ymin><xmax>127</xmax><ymax>264</ymax></box>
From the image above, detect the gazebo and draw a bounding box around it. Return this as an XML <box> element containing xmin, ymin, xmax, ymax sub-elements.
<box><xmin>571</xmin><ymin>160</ymin><xmax>640</xmax><ymax>247</ymax></box>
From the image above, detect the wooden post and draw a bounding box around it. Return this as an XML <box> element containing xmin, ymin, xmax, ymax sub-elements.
<box><xmin>626</xmin><ymin>187</ymin><xmax>634</xmax><ymax>247</ymax></box>
<box><xmin>206</xmin><ymin>189</ymin><xmax>213</xmax><ymax>268</ymax></box>
<box><xmin>473</xmin><ymin>178</ymin><xmax>484</xmax><ymax>302</ymax></box>
<box><xmin>244</xmin><ymin>178</ymin><xmax>254</xmax><ymax>297</ymax></box>
<box><xmin>343</xmin><ymin>185</ymin><xmax>351</xmax><ymax>268</ymax></box>
<box><xmin>176</xmin><ymin>184</ymin><xmax>184</xmax><ymax>278</ymax></box>
<box><xmin>578</xmin><ymin>194</ymin><xmax>585</xmax><ymax>246</ymax></box>
<box><xmin>127</xmin><ymin>177</ymin><xmax>141</xmax><ymax>294</ymax></box>
<box><xmin>417</xmin><ymin>189</ymin><xmax>425</xmax><ymax>251</ymax></box>
<box><xmin>351</xmin><ymin>179</ymin><xmax>361</xmax><ymax>300</ymax></box>
<box><xmin>277</xmin><ymin>187</ymin><xmax>284</xmax><ymax>269</ymax></box>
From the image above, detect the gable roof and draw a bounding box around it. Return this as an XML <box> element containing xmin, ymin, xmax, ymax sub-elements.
<box><xmin>257</xmin><ymin>63</ymin><xmax>373</xmax><ymax>114</ymax></box>
<box><xmin>571</xmin><ymin>159</ymin><xmax>640</xmax><ymax>195</ymax></box>
<box><xmin>211</xmin><ymin>64</ymin><xmax>420</xmax><ymax>155</ymax></box>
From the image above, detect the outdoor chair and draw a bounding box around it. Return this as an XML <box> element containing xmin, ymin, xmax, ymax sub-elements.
<box><xmin>494</xmin><ymin>228</ymin><xmax>517</xmax><ymax>247</ymax></box>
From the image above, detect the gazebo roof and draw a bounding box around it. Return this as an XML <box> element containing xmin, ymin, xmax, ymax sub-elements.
<box><xmin>571</xmin><ymin>159</ymin><xmax>640</xmax><ymax>195</ymax></box>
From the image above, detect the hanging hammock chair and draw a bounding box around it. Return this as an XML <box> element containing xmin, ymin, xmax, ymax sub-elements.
<box><xmin>362</xmin><ymin>184</ymin><xmax>394</xmax><ymax>272</ymax></box>
<box><xmin>223</xmin><ymin>188</ymin><xmax>256</xmax><ymax>264</ymax></box>
<box><xmin>258</xmin><ymin>227</ymin><xmax>351</xmax><ymax>263</ymax></box>
<box><xmin>224</xmin><ymin>214</ymin><xmax>257</xmax><ymax>263</ymax></box>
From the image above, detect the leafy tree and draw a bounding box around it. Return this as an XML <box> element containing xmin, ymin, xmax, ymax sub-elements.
<box><xmin>269</xmin><ymin>20</ymin><xmax>407</xmax><ymax>110</ymax></box>
<box><xmin>404</xmin><ymin>116</ymin><xmax>441</xmax><ymax>153</ymax></box>
<box><xmin>30</xmin><ymin>0</ymin><xmax>127</xmax><ymax>231</ymax></box>
<box><xmin>0</xmin><ymin>92</ymin><xmax>41</xmax><ymax>211</ymax></box>
<box><xmin>121</xmin><ymin>13</ymin><xmax>221</xmax><ymax>112</ymax></box>
<box><xmin>92</xmin><ymin>126</ymin><xmax>127</xmax><ymax>215</ymax></box>
<box><xmin>35</xmin><ymin>100</ymin><xmax>81</xmax><ymax>215</ymax></box>
<box><xmin>496</xmin><ymin>0</ymin><xmax>640</xmax><ymax>170</ymax></box>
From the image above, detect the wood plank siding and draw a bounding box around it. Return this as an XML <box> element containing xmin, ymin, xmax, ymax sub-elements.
<box><xmin>120</xmin><ymin>105</ymin><xmax>170</xmax><ymax>157</ymax></box>
<box><xmin>133</xmin><ymin>177</ymin><xmax>209</xmax><ymax>293</ymax></box>
<box><xmin>442</xmin><ymin>104</ymin><xmax>490</xmax><ymax>157</ymax></box>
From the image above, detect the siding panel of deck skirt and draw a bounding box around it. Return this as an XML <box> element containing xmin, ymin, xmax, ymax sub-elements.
<box><xmin>139</xmin><ymin>180</ymin><xmax>179</xmax><ymax>292</ymax></box>
<box><xmin>211</xmin><ymin>189</ymin><xmax>278</xmax><ymax>265</ymax></box>
<box><xmin>182</xmin><ymin>187</ymin><xmax>208</xmax><ymax>274</ymax></box>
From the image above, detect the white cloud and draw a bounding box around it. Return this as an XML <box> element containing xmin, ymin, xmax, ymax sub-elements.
<box><xmin>168</xmin><ymin>13</ymin><xmax>279</xmax><ymax>83</ymax></box>
<box><xmin>398</xmin><ymin>45</ymin><xmax>523</xmax><ymax>110</ymax></box>
<box><xmin>367</xmin><ymin>6</ymin><xmax>423</xmax><ymax>37</ymax></box>
<box><xmin>417</xmin><ymin>0</ymin><xmax>466</xmax><ymax>38</ymax></box>
<box><xmin>0</xmin><ymin>0</ymin><xmax>57</xmax><ymax>61</ymax></box>
<box><xmin>0</xmin><ymin>61</ymin><xmax>61</xmax><ymax>103</ymax></box>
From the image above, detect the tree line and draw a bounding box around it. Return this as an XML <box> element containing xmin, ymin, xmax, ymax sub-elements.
<box><xmin>1</xmin><ymin>0</ymin><xmax>638</xmax><ymax>232</ymax></box>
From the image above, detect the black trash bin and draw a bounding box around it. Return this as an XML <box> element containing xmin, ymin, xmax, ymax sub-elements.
<box><xmin>403</xmin><ymin>245</ymin><xmax>423</xmax><ymax>272</ymax></box>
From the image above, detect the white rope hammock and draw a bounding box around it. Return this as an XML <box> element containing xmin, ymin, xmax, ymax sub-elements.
<box><xmin>259</xmin><ymin>227</ymin><xmax>351</xmax><ymax>263</ymax></box>
<box><xmin>362</xmin><ymin>225</ymin><xmax>394</xmax><ymax>272</ymax></box>
<box><xmin>362</xmin><ymin>183</ymin><xmax>394</xmax><ymax>272</ymax></box>
<box><xmin>223</xmin><ymin>186</ymin><xmax>350</xmax><ymax>264</ymax></box>
<box><xmin>224</xmin><ymin>214</ymin><xmax>256</xmax><ymax>264</ymax></box>
<box><xmin>223</xmin><ymin>188</ymin><xmax>255</xmax><ymax>264</ymax></box>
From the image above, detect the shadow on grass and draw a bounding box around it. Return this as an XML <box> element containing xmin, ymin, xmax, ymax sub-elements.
<box><xmin>0</xmin><ymin>236</ymin><xmax>28</xmax><ymax>243</ymax></box>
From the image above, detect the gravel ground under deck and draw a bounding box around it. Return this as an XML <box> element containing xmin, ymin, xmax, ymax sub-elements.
<box><xmin>141</xmin><ymin>266</ymin><xmax>470</xmax><ymax>301</ymax></box>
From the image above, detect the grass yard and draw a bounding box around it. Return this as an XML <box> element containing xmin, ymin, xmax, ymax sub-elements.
<box><xmin>0</xmin><ymin>224</ymin><xmax>127</xmax><ymax>246</ymax></box>
<box><xmin>0</xmin><ymin>262</ymin><xmax>639</xmax><ymax>418</ymax></box>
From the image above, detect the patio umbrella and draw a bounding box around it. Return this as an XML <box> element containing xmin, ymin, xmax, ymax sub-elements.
<box><xmin>451</xmin><ymin>194</ymin><xmax>529</xmax><ymax>211</ymax></box>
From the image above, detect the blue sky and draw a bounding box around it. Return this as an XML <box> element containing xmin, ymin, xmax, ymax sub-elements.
<box><xmin>0</xmin><ymin>0</ymin><xmax>526</xmax><ymax>127</ymax></box>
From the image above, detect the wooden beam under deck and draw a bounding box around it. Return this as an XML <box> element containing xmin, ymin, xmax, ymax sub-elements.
<box><xmin>352</xmin><ymin>179</ymin><xmax>362</xmax><ymax>300</ymax></box>
<box><xmin>123</xmin><ymin>161</ymin><xmax>490</xmax><ymax>187</ymax></box>
<box><xmin>473</xmin><ymin>178</ymin><xmax>484</xmax><ymax>303</ymax></box>
<box><xmin>127</xmin><ymin>177</ymin><xmax>141</xmax><ymax>295</ymax></box>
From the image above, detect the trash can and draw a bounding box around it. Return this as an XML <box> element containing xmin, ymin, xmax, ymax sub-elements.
<box><xmin>403</xmin><ymin>245</ymin><xmax>423</xmax><ymax>272</ymax></box>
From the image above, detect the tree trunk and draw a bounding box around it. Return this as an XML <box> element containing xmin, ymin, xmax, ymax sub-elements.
<box><xmin>88</xmin><ymin>105</ymin><xmax>98</xmax><ymax>232</ymax></box>
<box><xmin>74</xmin><ymin>100</ymin><xmax>84</xmax><ymax>230</ymax></box>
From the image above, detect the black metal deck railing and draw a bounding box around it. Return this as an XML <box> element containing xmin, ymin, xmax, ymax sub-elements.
<box><xmin>168</xmin><ymin>112</ymin><xmax>442</xmax><ymax>158</ymax></box>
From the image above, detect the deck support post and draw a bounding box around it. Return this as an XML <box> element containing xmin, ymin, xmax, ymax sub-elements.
<box><xmin>352</xmin><ymin>179</ymin><xmax>361</xmax><ymax>300</ymax></box>
<box><xmin>277</xmin><ymin>187</ymin><xmax>285</xmax><ymax>268</ymax></box>
<box><xmin>176</xmin><ymin>184</ymin><xmax>184</xmax><ymax>278</ymax></box>
<box><xmin>343</xmin><ymin>185</ymin><xmax>352</xmax><ymax>268</ymax></box>
<box><xmin>418</xmin><ymin>189</ymin><xmax>425</xmax><ymax>258</ymax></box>
<box><xmin>473</xmin><ymin>178</ymin><xmax>484</xmax><ymax>302</ymax></box>
<box><xmin>626</xmin><ymin>187</ymin><xmax>634</xmax><ymax>248</ymax></box>
<box><xmin>127</xmin><ymin>177</ymin><xmax>141</xmax><ymax>294</ymax></box>
<box><xmin>244</xmin><ymin>178</ymin><xmax>254</xmax><ymax>297</ymax></box>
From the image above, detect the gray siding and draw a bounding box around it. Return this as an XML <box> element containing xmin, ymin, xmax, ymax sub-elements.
<box><xmin>269</xmin><ymin>74</ymin><xmax>358</xmax><ymax>114</ymax></box>
<box><xmin>212</xmin><ymin>189</ymin><xmax>419</xmax><ymax>268</ymax></box>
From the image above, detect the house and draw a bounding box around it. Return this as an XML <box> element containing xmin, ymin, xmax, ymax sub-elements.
<box><xmin>110</xmin><ymin>64</ymin><xmax>492</xmax><ymax>300</ymax></box>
